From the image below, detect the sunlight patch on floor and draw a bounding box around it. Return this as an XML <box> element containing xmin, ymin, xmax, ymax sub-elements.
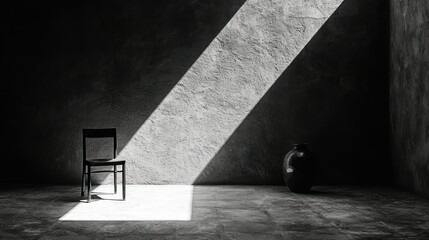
<box><xmin>59</xmin><ymin>185</ymin><xmax>193</xmax><ymax>221</ymax></box>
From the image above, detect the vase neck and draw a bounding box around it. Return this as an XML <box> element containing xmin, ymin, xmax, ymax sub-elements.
<box><xmin>293</xmin><ymin>143</ymin><xmax>308</xmax><ymax>150</ymax></box>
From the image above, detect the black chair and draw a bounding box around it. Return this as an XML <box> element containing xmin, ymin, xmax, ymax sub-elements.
<box><xmin>81</xmin><ymin>128</ymin><xmax>126</xmax><ymax>203</ymax></box>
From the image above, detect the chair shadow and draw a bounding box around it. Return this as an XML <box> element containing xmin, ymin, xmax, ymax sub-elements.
<box><xmin>56</xmin><ymin>191</ymin><xmax>124</xmax><ymax>203</ymax></box>
<box><xmin>84</xmin><ymin>195</ymin><xmax>125</xmax><ymax>202</ymax></box>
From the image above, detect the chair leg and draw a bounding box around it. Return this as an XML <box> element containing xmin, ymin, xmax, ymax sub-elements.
<box><xmin>114</xmin><ymin>165</ymin><xmax>117</xmax><ymax>194</ymax></box>
<box><xmin>87</xmin><ymin>166</ymin><xmax>92</xmax><ymax>203</ymax></box>
<box><xmin>81</xmin><ymin>165</ymin><xmax>86</xmax><ymax>197</ymax></box>
<box><xmin>122</xmin><ymin>164</ymin><xmax>126</xmax><ymax>201</ymax></box>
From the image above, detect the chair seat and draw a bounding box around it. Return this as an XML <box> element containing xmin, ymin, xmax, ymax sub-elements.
<box><xmin>85</xmin><ymin>158</ymin><xmax>125</xmax><ymax>166</ymax></box>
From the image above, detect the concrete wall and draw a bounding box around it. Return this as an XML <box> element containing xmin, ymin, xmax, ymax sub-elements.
<box><xmin>2</xmin><ymin>0</ymin><xmax>389</xmax><ymax>184</ymax></box>
<box><xmin>196</xmin><ymin>0</ymin><xmax>390</xmax><ymax>185</ymax></box>
<box><xmin>390</xmin><ymin>0</ymin><xmax>429</xmax><ymax>198</ymax></box>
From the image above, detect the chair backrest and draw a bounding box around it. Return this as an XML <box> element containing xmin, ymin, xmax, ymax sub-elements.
<box><xmin>82</xmin><ymin>128</ymin><xmax>117</xmax><ymax>161</ymax></box>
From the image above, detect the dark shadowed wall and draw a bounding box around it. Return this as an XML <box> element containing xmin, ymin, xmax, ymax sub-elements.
<box><xmin>2</xmin><ymin>0</ymin><xmax>389</xmax><ymax>184</ymax></box>
<box><xmin>390</xmin><ymin>0</ymin><xmax>429</xmax><ymax>198</ymax></box>
<box><xmin>196</xmin><ymin>0</ymin><xmax>390</xmax><ymax>185</ymax></box>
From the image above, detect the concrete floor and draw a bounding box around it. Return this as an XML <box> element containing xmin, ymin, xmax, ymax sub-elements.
<box><xmin>0</xmin><ymin>185</ymin><xmax>428</xmax><ymax>239</ymax></box>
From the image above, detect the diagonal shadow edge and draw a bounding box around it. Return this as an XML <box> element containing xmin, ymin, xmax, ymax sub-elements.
<box><xmin>0</xmin><ymin>0</ymin><xmax>247</xmax><ymax>184</ymax></box>
<box><xmin>59</xmin><ymin>0</ymin><xmax>346</xmax><ymax>222</ymax></box>
<box><xmin>57</xmin><ymin>0</ymin><xmax>389</xmax><ymax>222</ymax></box>
<box><xmin>114</xmin><ymin>0</ymin><xmax>346</xmax><ymax>184</ymax></box>
<box><xmin>73</xmin><ymin>0</ymin><xmax>247</xmax><ymax>185</ymax></box>
<box><xmin>194</xmin><ymin>0</ymin><xmax>390</xmax><ymax>185</ymax></box>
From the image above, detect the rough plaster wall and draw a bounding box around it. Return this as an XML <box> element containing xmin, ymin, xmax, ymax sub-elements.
<box><xmin>196</xmin><ymin>0</ymin><xmax>390</xmax><ymax>184</ymax></box>
<box><xmin>2</xmin><ymin>0</ymin><xmax>389</xmax><ymax>184</ymax></box>
<box><xmin>118</xmin><ymin>0</ymin><xmax>344</xmax><ymax>184</ymax></box>
<box><xmin>390</xmin><ymin>0</ymin><xmax>429</xmax><ymax>198</ymax></box>
<box><xmin>2</xmin><ymin>0</ymin><xmax>246</xmax><ymax>183</ymax></box>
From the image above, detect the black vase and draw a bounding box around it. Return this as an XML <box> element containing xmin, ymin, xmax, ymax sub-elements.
<box><xmin>283</xmin><ymin>143</ymin><xmax>315</xmax><ymax>193</ymax></box>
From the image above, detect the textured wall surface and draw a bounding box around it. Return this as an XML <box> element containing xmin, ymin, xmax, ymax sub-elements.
<box><xmin>196</xmin><ymin>0</ymin><xmax>390</xmax><ymax>184</ymax></box>
<box><xmin>2</xmin><ymin>0</ymin><xmax>389</xmax><ymax>184</ymax></box>
<box><xmin>390</xmin><ymin>0</ymin><xmax>429</xmax><ymax>198</ymax></box>
<box><xmin>117</xmin><ymin>0</ymin><xmax>344</xmax><ymax>184</ymax></box>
